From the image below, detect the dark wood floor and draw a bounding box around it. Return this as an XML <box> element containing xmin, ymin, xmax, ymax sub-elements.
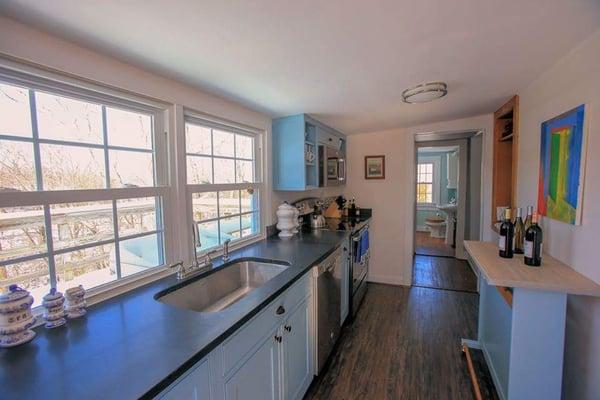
<box><xmin>415</xmin><ymin>231</ymin><xmax>455</xmax><ymax>257</ymax></box>
<box><xmin>304</xmin><ymin>283</ymin><xmax>494</xmax><ymax>400</ymax></box>
<box><xmin>412</xmin><ymin>255</ymin><xmax>478</xmax><ymax>293</ymax></box>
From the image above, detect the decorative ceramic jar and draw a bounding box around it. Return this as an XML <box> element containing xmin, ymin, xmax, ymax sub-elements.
<box><xmin>276</xmin><ymin>202</ymin><xmax>296</xmax><ymax>238</ymax></box>
<box><xmin>42</xmin><ymin>288</ymin><xmax>66</xmax><ymax>329</ymax></box>
<box><xmin>65</xmin><ymin>285</ymin><xmax>86</xmax><ymax>319</ymax></box>
<box><xmin>0</xmin><ymin>285</ymin><xmax>36</xmax><ymax>348</ymax></box>
<box><xmin>292</xmin><ymin>206</ymin><xmax>300</xmax><ymax>234</ymax></box>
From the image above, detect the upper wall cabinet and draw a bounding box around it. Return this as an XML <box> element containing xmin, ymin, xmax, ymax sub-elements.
<box><xmin>272</xmin><ymin>114</ymin><xmax>346</xmax><ymax>191</ymax></box>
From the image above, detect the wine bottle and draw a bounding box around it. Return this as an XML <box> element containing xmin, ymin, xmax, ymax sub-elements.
<box><xmin>499</xmin><ymin>208</ymin><xmax>514</xmax><ymax>258</ymax></box>
<box><xmin>524</xmin><ymin>212</ymin><xmax>543</xmax><ymax>266</ymax></box>
<box><xmin>513</xmin><ymin>207</ymin><xmax>524</xmax><ymax>254</ymax></box>
<box><xmin>524</xmin><ymin>205</ymin><xmax>533</xmax><ymax>232</ymax></box>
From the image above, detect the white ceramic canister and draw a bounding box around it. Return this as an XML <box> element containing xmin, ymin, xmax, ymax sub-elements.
<box><xmin>42</xmin><ymin>288</ymin><xmax>67</xmax><ymax>328</ymax></box>
<box><xmin>292</xmin><ymin>206</ymin><xmax>300</xmax><ymax>234</ymax></box>
<box><xmin>276</xmin><ymin>202</ymin><xmax>296</xmax><ymax>238</ymax></box>
<box><xmin>0</xmin><ymin>285</ymin><xmax>36</xmax><ymax>348</ymax></box>
<box><xmin>65</xmin><ymin>285</ymin><xmax>87</xmax><ymax>319</ymax></box>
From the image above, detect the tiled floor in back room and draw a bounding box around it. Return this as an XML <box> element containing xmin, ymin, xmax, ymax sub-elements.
<box><xmin>304</xmin><ymin>279</ymin><xmax>499</xmax><ymax>400</ymax></box>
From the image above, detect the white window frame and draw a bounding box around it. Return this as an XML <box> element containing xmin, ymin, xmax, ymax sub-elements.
<box><xmin>181</xmin><ymin>109</ymin><xmax>265</xmax><ymax>262</ymax></box>
<box><xmin>0</xmin><ymin>60</ymin><xmax>177</xmax><ymax>308</ymax></box>
<box><xmin>416</xmin><ymin>156</ymin><xmax>441</xmax><ymax>206</ymax></box>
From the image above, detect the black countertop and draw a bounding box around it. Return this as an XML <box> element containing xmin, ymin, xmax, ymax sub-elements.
<box><xmin>0</xmin><ymin>230</ymin><xmax>349</xmax><ymax>400</ymax></box>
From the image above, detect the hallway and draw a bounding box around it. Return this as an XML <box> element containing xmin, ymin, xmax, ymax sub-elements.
<box><xmin>304</xmin><ymin>282</ymin><xmax>497</xmax><ymax>400</ymax></box>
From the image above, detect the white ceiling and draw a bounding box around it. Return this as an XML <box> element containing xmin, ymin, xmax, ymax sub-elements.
<box><xmin>1</xmin><ymin>0</ymin><xmax>599</xmax><ymax>134</ymax></box>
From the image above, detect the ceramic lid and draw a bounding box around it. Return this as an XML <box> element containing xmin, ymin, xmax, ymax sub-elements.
<box><xmin>65</xmin><ymin>285</ymin><xmax>85</xmax><ymax>297</ymax></box>
<box><xmin>43</xmin><ymin>288</ymin><xmax>63</xmax><ymax>302</ymax></box>
<box><xmin>0</xmin><ymin>285</ymin><xmax>30</xmax><ymax>304</ymax></box>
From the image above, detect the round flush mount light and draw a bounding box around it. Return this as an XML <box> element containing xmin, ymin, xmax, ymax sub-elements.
<box><xmin>402</xmin><ymin>82</ymin><xmax>448</xmax><ymax>103</ymax></box>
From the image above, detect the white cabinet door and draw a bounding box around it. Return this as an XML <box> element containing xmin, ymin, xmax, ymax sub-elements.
<box><xmin>160</xmin><ymin>359</ymin><xmax>211</xmax><ymax>400</ymax></box>
<box><xmin>225</xmin><ymin>329</ymin><xmax>281</xmax><ymax>400</ymax></box>
<box><xmin>282</xmin><ymin>298</ymin><xmax>312</xmax><ymax>400</ymax></box>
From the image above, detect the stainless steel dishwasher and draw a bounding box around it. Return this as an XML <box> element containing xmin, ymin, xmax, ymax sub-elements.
<box><xmin>315</xmin><ymin>246</ymin><xmax>342</xmax><ymax>374</ymax></box>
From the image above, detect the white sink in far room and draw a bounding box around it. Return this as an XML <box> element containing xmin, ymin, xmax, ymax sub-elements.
<box><xmin>436</xmin><ymin>204</ymin><xmax>457</xmax><ymax>245</ymax></box>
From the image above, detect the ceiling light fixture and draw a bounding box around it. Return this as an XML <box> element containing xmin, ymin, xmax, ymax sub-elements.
<box><xmin>402</xmin><ymin>82</ymin><xmax>448</xmax><ymax>103</ymax></box>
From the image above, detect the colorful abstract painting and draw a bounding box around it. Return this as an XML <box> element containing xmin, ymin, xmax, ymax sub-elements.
<box><xmin>538</xmin><ymin>104</ymin><xmax>587</xmax><ymax>225</ymax></box>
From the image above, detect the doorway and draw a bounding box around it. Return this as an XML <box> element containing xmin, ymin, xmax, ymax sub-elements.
<box><xmin>411</xmin><ymin>132</ymin><xmax>482</xmax><ymax>292</ymax></box>
<box><xmin>414</xmin><ymin>145</ymin><xmax>458</xmax><ymax>258</ymax></box>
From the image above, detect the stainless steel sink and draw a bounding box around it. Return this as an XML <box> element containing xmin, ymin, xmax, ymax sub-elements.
<box><xmin>155</xmin><ymin>259</ymin><xmax>290</xmax><ymax>313</ymax></box>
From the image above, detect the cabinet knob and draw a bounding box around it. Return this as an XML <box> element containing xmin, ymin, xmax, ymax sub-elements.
<box><xmin>274</xmin><ymin>335</ymin><xmax>282</xmax><ymax>343</ymax></box>
<box><xmin>276</xmin><ymin>306</ymin><xmax>285</xmax><ymax>315</ymax></box>
<box><xmin>284</xmin><ymin>325</ymin><xmax>292</xmax><ymax>332</ymax></box>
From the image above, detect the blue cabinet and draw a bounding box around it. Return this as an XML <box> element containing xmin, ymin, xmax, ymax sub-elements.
<box><xmin>340</xmin><ymin>244</ymin><xmax>349</xmax><ymax>325</ymax></box>
<box><xmin>159</xmin><ymin>359</ymin><xmax>211</xmax><ymax>400</ymax></box>
<box><xmin>224</xmin><ymin>327</ymin><xmax>281</xmax><ymax>400</ymax></box>
<box><xmin>159</xmin><ymin>273</ymin><xmax>315</xmax><ymax>400</ymax></box>
<box><xmin>272</xmin><ymin>114</ymin><xmax>345</xmax><ymax>191</ymax></box>
<box><xmin>282</xmin><ymin>298</ymin><xmax>311</xmax><ymax>400</ymax></box>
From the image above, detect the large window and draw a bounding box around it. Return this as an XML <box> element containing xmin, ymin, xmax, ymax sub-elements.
<box><xmin>416</xmin><ymin>162</ymin><xmax>434</xmax><ymax>204</ymax></box>
<box><xmin>0</xmin><ymin>79</ymin><xmax>167</xmax><ymax>306</ymax></box>
<box><xmin>185</xmin><ymin>118</ymin><xmax>261</xmax><ymax>252</ymax></box>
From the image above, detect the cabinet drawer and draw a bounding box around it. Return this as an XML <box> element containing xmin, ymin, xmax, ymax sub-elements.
<box><xmin>220</xmin><ymin>273</ymin><xmax>311</xmax><ymax>376</ymax></box>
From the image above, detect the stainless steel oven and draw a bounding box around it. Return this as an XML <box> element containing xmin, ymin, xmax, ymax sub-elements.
<box><xmin>319</xmin><ymin>144</ymin><xmax>346</xmax><ymax>187</ymax></box>
<box><xmin>349</xmin><ymin>224</ymin><xmax>369</xmax><ymax>318</ymax></box>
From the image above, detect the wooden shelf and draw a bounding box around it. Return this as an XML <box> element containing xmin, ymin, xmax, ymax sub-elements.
<box><xmin>465</xmin><ymin>241</ymin><xmax>600</xmax><ymax>296</ymax></box>
<box><xmin>491</xmin><ymin>95</ymin><xmax>519</xmax><ymax>230</ymax></box>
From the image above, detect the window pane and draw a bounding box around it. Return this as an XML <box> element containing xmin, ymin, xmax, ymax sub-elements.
<box><xmin>0</xmin><ymin>206</ymin><xmax>46</xmax><ymax>262</ymax></box>
<box><xmin>106</xmin><ymin>107</ymin><xmax>152</xmax><ymax>150</ymax></box>
<box><xmin>186</xmin><ymin>124</ymin><xmax>211</xmax><ymax>155</ymax></box>
<box><xmin>214</xmin><ymin>158</ymin><xmax>235</xmax><ymax>184</ymax></box>
<box><xmin>197</xmin><ymin>221</ymin><xmax>219</xmax><ymax>250</ymax></box>
<box><xmin>0</xmin><ymin>82</ymin><xmax>32</xmax><ymax>138</ymax></box>
<box><xmin>192</xmin><ymin>192</ymin><xmax>218</xmax><ymax>221</ymax></box>
<box><xmin>109</xmin><ymin>149</ymin><xmax>154</xmax><ymax>188</ymax></box>
<box><xmin>50</xmin><ymin>201</ymin><xmax>113</xmax><ymax>250</ymax></box>
<box><xmin>241</xmin><ymin>213</ymin><xmax>259</xmax><ymax>238</ymax></box>
<box><xmin>55</xmin><ymin>243</ymin><xmax>116</xmax><ymax>293</ymax></box>
<box><xmin>220</xmin><ymin>216</ymin><xmax>241</xmax><ymax>240</ymax></box>
<box><xmin>240</xmin><ymin>189</ymin><xmax>257</xmax><ymax>213</ymax></box>
<box><xmin>0</xmin><ymin>258</ymin><xmax>50</xmax><ymax>308</ymax></box>
<box><xmin>40</xmin><ymin>144</ymin><xmax>105</xmax><ymax>190</ymax></box>
<box><xmin>117</xmin><ymin>197</ymin><xmax>159</xmax><ymax>237</ymax></box>
<box><xmin>36</xmin><ymin>91</ymin><xmax>103</xmax><ymax>144</ymax></box>
<box><xmin>236</xmin><ymin>160</ymin><xmax>254</xmax><ymax>183</ymax></box>
<box><xmin>219</xmin><ymin>190</ymin><xmax>240</xmax><ymax>217</ymax></box>
<box><xmin>187</xmin><ymin>155</ymin><xmax>212</xmax><ymax>184</ymax></box>
<box><xmin>0</xmin><ymin>139</ymin><xmax>36</xmax><ymax>191</ymax></box>
<box><xmin>213</xmin><ymin>129</ymin><xmax>234</xmax><ymax>157</ymax></box>
<box><xmin>119</xmin><ymin>233</ymin><xmax>163</xmax><ymax>278</ymax></box>
<box><xmin>235</xmin><ymin>134</ymin><xmax>253</xmax><ymax>159</ymax></box>
<box><xmin>426</xmin><ymin>164</ymin><xmax>433</xmax><ymax>173</ymax></box>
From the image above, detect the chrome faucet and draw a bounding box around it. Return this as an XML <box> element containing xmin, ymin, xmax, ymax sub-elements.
<box><xmin>222</xmin><ymin>239</ymin><xmax>231</xmax><ymax>262</ymax></box>
<box><xmin>172</xmin><ymin>223</ymin><xmax>215</xmax><ymax>280</ymax></box>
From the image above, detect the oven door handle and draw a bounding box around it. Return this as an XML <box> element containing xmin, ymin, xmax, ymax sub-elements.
<box><xmin>338</xmin><ymin>158</ymin><xmax>346</xmax><ymax>181</ymax></box>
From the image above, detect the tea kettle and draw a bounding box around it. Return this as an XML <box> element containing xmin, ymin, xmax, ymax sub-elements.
<box><xmin>310</xmin><ymin>204</ymin><xmax>326</xmax><ymax>229</ymax></box>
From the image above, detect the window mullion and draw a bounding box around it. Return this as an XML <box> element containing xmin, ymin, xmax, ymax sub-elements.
<box><xmin>28</xmin><ymin>89</ymin><xmax>43</xmax><ymax>191</ymax></box>
<box><xmin>101</xmin><ymin>106</ymin><xmax>112</xmax><ymax>190</ymax></box>
<box><xmin>111</xmin><ymin>199</ymin><xmax>122</xmax><ymax>279</ymax></box>
<box><xmin>42</xmin><ymin>204</ymin><xmax>57</xmax><ymax>288</ymax></box>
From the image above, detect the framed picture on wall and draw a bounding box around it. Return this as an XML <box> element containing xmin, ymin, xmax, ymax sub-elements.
<box><xmin>365</xmin><ymin>155</ymin><xmax>385</xmax><ymax>179</ymax></box>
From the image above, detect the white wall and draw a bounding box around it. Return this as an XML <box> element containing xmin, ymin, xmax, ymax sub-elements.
<box><xmin>344</xmin><ymin>114</ymin><xmax>494</xmax><ymax>285</ymax></box>
<box><xmin>516</xmin><ymin>28</ymin><xmax>600</xmax><ymax>400</ymax></box>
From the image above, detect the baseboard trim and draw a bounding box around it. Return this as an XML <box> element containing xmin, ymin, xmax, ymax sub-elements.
<box><xmin>367</xmin><ymin>274</ymin><xmax>410</xmax><ymax>286</ymax></box>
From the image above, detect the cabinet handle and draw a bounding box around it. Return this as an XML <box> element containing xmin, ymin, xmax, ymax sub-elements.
<box><xmin>284</xmin><ymin>325</ymin><xmax>292</xmax><ymax>332</ymax></box>
<box><xmin>276</xmin><ymin>306</ymin><xmax>285</xmax><ymax>315</ymax></box>
<box><xmin>274</xmin><ymin>335</ymin><xmax>282</xmax><ymax>343</ymax></box>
